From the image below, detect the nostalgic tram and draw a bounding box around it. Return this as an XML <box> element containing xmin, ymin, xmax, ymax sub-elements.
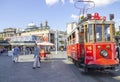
<box><xmin>66</xmin><ymin>12</ymin><xmax>119</xmax><ymax>72</ymax></box>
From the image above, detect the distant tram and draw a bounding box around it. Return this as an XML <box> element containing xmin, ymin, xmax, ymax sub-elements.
<box><xmin>66</xmin><ymin>12</ymin><xmax>119</xmax><ymax>72</ymax></box>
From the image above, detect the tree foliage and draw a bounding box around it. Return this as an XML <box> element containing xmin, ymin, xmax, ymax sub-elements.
<box><xmin>0</xmin><ymin>37</ymin><xmax>4</xmax><ymax>41</ymax></box>
<box><xmin>115</xmin><ymin>31</ymin><xmax>120</xmax><ymax>36</ymax></box>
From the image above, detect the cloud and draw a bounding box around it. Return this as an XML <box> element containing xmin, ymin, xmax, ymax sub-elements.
<box><xmin>61</xmin><ymin>0</ymin><xmax>65</xmax><ymax>4</ymax></box>
<box><xmin>45</xmin><ymin>0</ymin><xmax>66</xmax><ymax>6</ymax></box>
<box><xmin>69</xmin><ymin>0</ymin><xmax>74</xmax><ymax>3</ymax></box>
<box><xmin>45</xmin><ymin>0</ymin><xmax>74</xmax><ymax>6</ymax></box>
<box><xmin>45</xmin><ymin>0</ymin><xmax>119</xmax><ymax>7</ymax></box>
<box><xmin>45</xmin><ymin>0</ymin><xmax>59</xmax><ymax>6</ymax></box>
<box><xmin>71</xmin><ymin>14</ymin><xmax>88</xmax><ymax>20</ymax></box>
<box><xmin>86</xmin><ymin>0</ymin><xmax>119</xmax><ymax>7</ymax></box>
<box><xmin>71</xmin><ymin>14</ymin><xmax>79</xmax><ymax>20</ymax></box>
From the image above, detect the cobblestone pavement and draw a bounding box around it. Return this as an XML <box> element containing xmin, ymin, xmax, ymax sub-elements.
<box><xmin>0</xmin><ymin>51</ymin><xmax>82</xmax><ymax>82</ymax></box>
<box><xmin>1</xmin><ymin>51</ymin><xmax>120</xmax><ymax>82</ymax></box>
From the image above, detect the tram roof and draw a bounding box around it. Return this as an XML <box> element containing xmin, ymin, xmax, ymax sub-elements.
<box><xmin>78</xmin><ymin>19</ymin><xmax>115</xmax><ymax>25</ymax></box>
<box><xmin>67</xmin><ymin>19</ymin><xmax>115</xmax><ymax>38</ymax></box>
<box><xmin>86</xmin><ymin>20</ymin><xmax>114</xmax><ymax>24</ymax></box>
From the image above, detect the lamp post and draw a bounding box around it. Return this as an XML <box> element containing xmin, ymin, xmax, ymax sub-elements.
<box><xmin>55</xmin><ymin>30</ymin><xmax>58</xmax><ymax>54</ymax></box>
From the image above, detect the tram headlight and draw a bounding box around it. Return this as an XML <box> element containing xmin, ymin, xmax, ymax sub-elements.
<box><xmin>100</xmin><ymin>50</ymin><xmax>108</xmax><ymax>57</ymax></box>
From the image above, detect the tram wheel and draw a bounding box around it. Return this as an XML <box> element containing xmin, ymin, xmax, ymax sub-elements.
<box><xmin>67</xmin><ymin>56</ymin><xmax>72</xmax><ymax>61</ymax></box>
<box><xmin>73</xmin><ymin>59</ymin><xmax>76</xmax><ymax>64</ymax></box>
<box><xmin>67</xmin><ymin>56</ymin><xmax>70</xmax><ymax>61</ymax></box>
<box><xmin>75</xmin><ymin>61</ymin><xmax>80</xmax><ymax>67</ymax></box>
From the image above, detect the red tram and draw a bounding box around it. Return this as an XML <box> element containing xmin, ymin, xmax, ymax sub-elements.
<box><xmin>66</xmin><ymin>13</ymin><xmax>119</xmax><ymax>72</ymax></box>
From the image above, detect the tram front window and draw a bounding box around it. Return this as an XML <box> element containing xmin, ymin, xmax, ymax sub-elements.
<box><xmin>104</xmin><ymin>25</ymin><xmax>110</xmax><ymax>41</ymax></box>
<box><xmin>95</xmin><ymin>25</ymin><xmax>102</xmax><ymax>42</ymax></box>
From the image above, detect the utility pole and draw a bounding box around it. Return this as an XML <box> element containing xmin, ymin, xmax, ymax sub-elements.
<box><xmin>55</xmin><ymin>30</ymin><xmax>58</xmax><ymax>54</ymax></box>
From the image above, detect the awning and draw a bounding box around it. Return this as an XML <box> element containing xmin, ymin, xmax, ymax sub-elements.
<box><xmin>37</xmin><ymin>41</ymin><xmax>54</xmax><ymax>46</ymax></box>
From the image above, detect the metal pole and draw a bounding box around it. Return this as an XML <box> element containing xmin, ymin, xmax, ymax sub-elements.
<box><xmin>118</xmin><ymin>45</ymin><xmax>120</xmax><ymax>60</ymax></box>
<box><xmin>56</xmin><ymin>30</ymin><xmax>58</xmax><ymax>54</ymax></box>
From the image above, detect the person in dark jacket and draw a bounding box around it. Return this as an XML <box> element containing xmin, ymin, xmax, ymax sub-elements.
<box><xmin>116</xmin><ymin>46</ymin><xmax>120</xmax><ymax>61</ymax></box>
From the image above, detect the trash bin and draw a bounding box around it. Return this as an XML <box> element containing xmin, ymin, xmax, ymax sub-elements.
<box><xmin>8</xmin><ymin>51</ymin><xmax>13</xmax><ymax>57</ymax></box>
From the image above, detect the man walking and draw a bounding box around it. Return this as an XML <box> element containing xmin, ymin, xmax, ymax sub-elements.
<box><xmin>12</xmin><ymin>46</ymin><xmax>20</xmax><ymax>63</ymax></box>
<box><xmin>33</xmin><ymin>43</ymin><xmax>40</xmax><ymax>69</ymax></box>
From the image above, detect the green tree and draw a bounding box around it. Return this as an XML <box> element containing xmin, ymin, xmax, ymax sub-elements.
<box><xmin>0</xmin><ymin>37</ymin><xmax>4</xmax><ymax>41</ymax></box>
<box><xmin>115</xmin><ymin>31</ymin><xmax>120</xmax><ymax>36</ymax></box>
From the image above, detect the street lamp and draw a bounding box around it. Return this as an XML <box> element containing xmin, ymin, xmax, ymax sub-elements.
<box><xmin>55</xmin><ymin>30</ymin><xmax>58</xmax><ymax>54</ymax></box>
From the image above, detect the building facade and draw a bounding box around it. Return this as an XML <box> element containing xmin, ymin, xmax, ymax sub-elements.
<box><xmin>56</xmin><ymin>31</ymin><xmax>67</xmax><ymax>50</ymax></box>
<box><xmin>0</xmin><ymin>21</ymin><xmax>67</xmax><ymax>51</ymax></box>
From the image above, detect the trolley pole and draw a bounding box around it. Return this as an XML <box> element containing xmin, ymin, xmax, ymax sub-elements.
<box><xmin>55</xmin><ymin>30</ymin><xmax>58</xmax><ymax>54</ymax></box>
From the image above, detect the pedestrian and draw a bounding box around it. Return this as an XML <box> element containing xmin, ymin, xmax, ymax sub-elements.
<box><xmin>33</xmin><ymin>43</ymin><xmax>40</xmax><ymax>69</ymax></box>
<box><xmin>12</xmin><ymin>46</ymin><xmax>20</xmax><ymax>63</ymax></box>
<box><xmin>116</xmin><ymin>45</ymin><xmax>120</xmax><ymax>61</ymax></box>
<box><xmin>61</xmin><ymin>47</ymin><xmax>64</xmax><ymax>52</ymax></box>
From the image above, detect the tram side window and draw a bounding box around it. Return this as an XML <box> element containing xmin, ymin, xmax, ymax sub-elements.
<box><xmin>79</xmin><ymin>26</ymin><xmax>84</xmax><ymax>43</ymax></box>
<box><xmin>104</xmin><ymin>25</ymin><xmax>110</xmax><ymax>41</ymax></box>
<box><xmin>88</xmin><ymin>24</ymin><xmax>93</xmax><ymax>42</ymax></box>
<box><xmin>85</xmin><ymin>25</ymin><xmax>88</xmax><ymax>42</ymax></box>
<box><xmin>67</xmin><ymin>38</ymin><xmax>69</xmax><ymax>45</ymax></box>
<box><xmin>95</xmin><ymin>25</ymin><xmax>102</xmax><ymax>42</ymax></box>
<box><xmin>70</xmin><ymin>36</ymin><xmax>72</xmax><ymax>45</ymax></box>
<box><xmin>69</xmin><ymin>37</ymin><xmax>71</xmax><ymax>45</ymax></box>
<box><xmin>72</xmin><ymin>32</ymin><xmax>75</xmax><ymax>44</ymax></box>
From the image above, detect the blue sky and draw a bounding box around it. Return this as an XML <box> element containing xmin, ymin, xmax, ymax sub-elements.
<box><xmin>0</xmin><ymin>0</ymin><xmax>120</xmax><ymax>31</ymax></box>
